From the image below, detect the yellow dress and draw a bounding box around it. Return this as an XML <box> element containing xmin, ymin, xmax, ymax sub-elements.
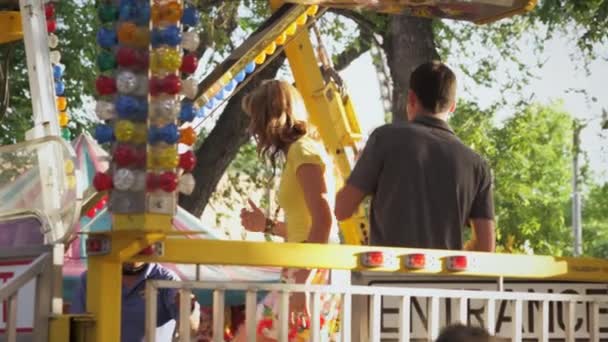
<box><xmin>256</xmin><ymin>136</ymin><xmax>342</xmax><ymax>341</ymax></box>
<box><xmin>277</xmin><ymin>136</ymin><xmax>340</xmax><ymax>243</ymax></box>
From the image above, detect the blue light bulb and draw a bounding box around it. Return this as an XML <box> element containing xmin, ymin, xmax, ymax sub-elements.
<box><xmin>53</xmin><ymin>64</ymin><xmax>64</xmax><ymax>80</ymax></box>
<box><xmin>245</xmin><ymin>62</ymin><xmax>255</xmax><ymax>74</ymax></box>
<box><xmin>115</xmin><ymin>96</ymin><xmax>139</xmax><ymax>119</ymax></box>
<box><xmin>182</xmin><ymin>7</ymin><xmax>200</xmax><ymax>27</ymax></box>
<box><xmin>235</xmin><ymin>71</ymin><xmax>246</xmax><ymax>82</ymax></box>
<box><xmin>55</xmin><ymin>81</ymin><xmax>65</xmax><ymax>96</ymax></box>
<box><xmin>162</xmin><ymin>26</ymin><xmax>182</xmax><ymax>46</ymax></box>
<box><xmin>97</xmin><ymin>28</ymin><xmax>117</xmax><ymax>49</ymax></box>
<box><xmin>94</xmin><ymin>125</ymin><xmax>115</xmax><ymax>144</ymax></box>
<box><xmin>179</xmin><ymin>102</ymin><xmax>196</xmax><ymax>122</ymax></box>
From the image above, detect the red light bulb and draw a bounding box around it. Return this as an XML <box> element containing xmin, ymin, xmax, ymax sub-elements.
<box><xmin>163</xmin><ymin>74</ymin><xmax>181</xmax><ymax>95</ymax></box>
<box><xmin>137</xmin><ymin>52</ymin><xmax>149</xmax><ymax>69</ymax></box>
<box><xmin>93</xmin><ymin>172</ymin><xmax>113</xmax><ymax>191</ymax></box>
<box><xmin>159</xmin><ymin>172</ymin><xmax>178</xmax><ymax>192</ymax></box>
<box><xmin>149</xmin><ymin>77</ymin><xmax>163</xmax><ymax>96</ymax></box>
<box><xmin>180</xmin><ymin>54</ymin><xmax>198</xmax><ymax>74</ymax></box>
<box><xmin>45</xmin><ymin>3</ymin><xmax>55</xmax><ymax>18</ymax></box>
<box><xmin>179</xmin><ymin>151</ymin><xmax>196</xmax><ymax>172</ymax></box>
<box><xmin>47</xmin><ymin>19</ymin><xmax>56</xmax><ymax>33</ymax></box>
<box><xmin>134</xmin><ymin>148</ymin><xmax>147</xmax><ymax>168</ymax></box>
<box><xmin>95</xmin><ymin>76</ymin><xmax>117</xmax><ymax>96</ymax></box>
<box><xmin>113</xmin><ymin>144</ymin><xmax>136</xmax><ymax>167</ymax></box>
<box><xmin>116</xmin><ymin>47</ymin><xmax>137</xmax><ymax>67</ymax></box>
<box><xmin>146</xmin><ymin>173</ymin><xmax>159</xmax><ymax>191</ymax></box>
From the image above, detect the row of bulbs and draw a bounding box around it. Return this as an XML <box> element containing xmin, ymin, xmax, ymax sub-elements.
<box><xmin>45</xmin><ymin>1</ymin><xmax>72</xmax><ymax>141</ymax></box>
<box><xmin>93</xmin><ymin>0</ymin><xmax>200</xmax><ymax>203</ymax></box>
<box><xmin>195</xmin><ymin>5</ymin><xmax>319</xmax><ymax>116</ymax></box>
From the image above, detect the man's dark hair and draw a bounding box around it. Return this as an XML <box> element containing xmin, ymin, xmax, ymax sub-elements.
<box><xmin>436</xmin><ymin>324</ymin><xmax>502</xmax><ymax>342</ymax></box>
<box><xmin>409</xmin><ymin>60</ymin><xmax>457</xmax><ymax>114</ymax></box>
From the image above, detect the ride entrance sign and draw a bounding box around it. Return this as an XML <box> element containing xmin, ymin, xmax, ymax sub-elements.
<box><xmin>372</xmin><ymin>281</ymin><xmax>608</xmax><ymax>341</ymax></box>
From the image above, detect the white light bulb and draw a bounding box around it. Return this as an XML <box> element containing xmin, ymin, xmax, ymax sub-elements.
<box><xmin>48</xmin><ymin>33</ymin><xmax>59</xmax><ymax>49</ymax></box>
<box><xmin>178</xmin><ymin>173</ymin><xmax>196</xmax><ymax>195</ymax></box>
<box><xmin>95</xmin><ymin>101</ymin><xmax>117</xmax><ymax>120</ymax></box>
<box><xmin>116</xmin><ymin>70</ymin><xmax>138</xmax><ymax>94</ymax></box>
<box><xmin>49</xmin><ymin>50</ymin><xmax>61</xmax><ymax>64</ymax></box>
<box><xmin>181</xmin><ymin>78</ymin><xmax>198</xmax><ymax>99</ymax></box>
<box><xmin>181</xmin><ymin>31</ymin><xmax>200</xmax><ymax>52</ymax></box>
<box><xmin>113</xmin><ymin>168</ymin><xmax>135</xmax><ymax>191</ymax></box>
<box><xmin>130</xmin><ymin>171</ymin><xmax>146</xmax><ymax>192</ymax></box>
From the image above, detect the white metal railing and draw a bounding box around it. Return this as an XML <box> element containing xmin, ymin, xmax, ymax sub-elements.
<box><xmin>145</xmin><ymin>279</ymin><xmax>608</xmax><ymax>342</ymax></box>
<box><xmin>0</xmin><ymin>252</ymin><xmax>52</xmax><ymax>342</ymax></box>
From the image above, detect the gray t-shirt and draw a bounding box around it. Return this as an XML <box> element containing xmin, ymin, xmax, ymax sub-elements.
<box><xmin>348</xmin><ymin>116</ymin><xmax>494</xmax><ymax>249</ymax></box>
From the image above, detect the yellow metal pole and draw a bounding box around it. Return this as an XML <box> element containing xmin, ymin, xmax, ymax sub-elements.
<box><xmin>86</xmin><ymin>253</ymin><xmax>122</xmax><ymax>342</ymax></box>
<box><xmin>269</xmin><ymin>0</ymin><xmax>369</xmax><ymax>245</ymax></box>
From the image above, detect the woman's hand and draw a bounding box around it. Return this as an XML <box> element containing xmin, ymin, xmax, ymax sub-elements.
<box><xmin>240</xmin><ymin>199</ymin><xmax>266</xmax><ymax>232</ymax></box>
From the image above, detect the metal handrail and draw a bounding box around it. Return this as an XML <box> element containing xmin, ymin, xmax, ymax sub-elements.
<box><xmin>0</xmin><ymin>252</ymin><xmax>50</xmax><ymax>302</ymax></box>
<box><xmin>0</xmin><ymin>252</ymin><xmax>52</xmax><ymax>342</ymax></box>
<box><xmin>146</xmin><ymin>279</ymin><xmax>608</xmax><ymax>342</ymax></box>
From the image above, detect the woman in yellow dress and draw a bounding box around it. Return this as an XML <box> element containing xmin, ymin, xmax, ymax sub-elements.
<box><xmin>234</xmin><ymin>80</ymin><xmax>341</xmax><ymax>341</ymax></box>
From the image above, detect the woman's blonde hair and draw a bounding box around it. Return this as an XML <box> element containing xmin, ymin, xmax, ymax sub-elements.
<box><xmin>242</xmin><ymin>80</ymin><xmax>310</xmax><ymax>168</ymax></box>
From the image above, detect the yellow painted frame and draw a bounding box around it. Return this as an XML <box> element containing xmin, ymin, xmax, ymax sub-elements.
<box><xmin>0</xmin><ymin>11</ymin><xmax>23</xmax><ymax>44</ymax></box>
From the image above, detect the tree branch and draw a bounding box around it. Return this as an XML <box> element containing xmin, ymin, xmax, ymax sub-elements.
<box><xmin>178</xmin><ymin>54</ymin><xmax>286</xmax><ymax>216</ymax></box>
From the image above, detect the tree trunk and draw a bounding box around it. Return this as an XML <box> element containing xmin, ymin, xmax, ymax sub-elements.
<box><xmin>179</xmin><ymin>55</ymin><xmax>286</xmax><ymax>216</ymax></box>
<box><xmin>384</xmin><ymin>16</ymin><xmax>439</xmax><ymax>123</ymax></box>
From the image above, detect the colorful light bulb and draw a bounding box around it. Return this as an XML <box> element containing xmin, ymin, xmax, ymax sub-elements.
<box><xmin>113</xmin><ymin>168</ymin><xmax>135</xmax><ymax>191</ymax></box>
<box><xmin>131</xmin><ymin>171</ymin><xmax>147</xmax><ymax>191</ymax></box>
<box><xmin>158</xmin><ymin>172</ymin><xmax>178</xmax><ymax>192</ymax></box>
<box><xmin>159</xmin><ymin>48</ymin><xmax>182</xmax><ymax>71</ymax></box>
<box><xmin>53</xmin><ymin>64</ymin><xmax>64</xmax><ymax>80</ymax></box>
<box><xmin>116</xmin><ymin>70</ymin><xmax>138</xmax><ymax>94</ymax></box>
<box><xmin>98</xmin><ymin>3</ymin><xmax>118</xmax><ymax>23</ymax></box>
<box><xmin>116</xmin><ymin>47</ymin><xmax>137</xmax><ymax>67</ymax></box>
<box><xmin>181</xmin><ymin>54</ymin><xmax>198</xmax><ymax>74</ymax></box>
<box><xmin>61</xmin><ymin>127</ymin><xmax>71</xmax><ymax>141</ymax></box>
<box><xmin>179</xmin><ymin>150</ymin><xmax>196</xmax><ymax>172</ymax></box>
<box><xmin>286</xmin><ymin>23</ymin><xmax>297</xmax><ymax>36</ymax></box>
<box><xmin>115</xmin><ymin>120</ymin><xmax>135</xmax><ymax>142</ymax></box>
<box><xmin>275</xmin><ymin>33</ymin><xmax>287</xmax><ymax>45</ymax></box>
<box><xmin>94</xmin><ymin>124</ymin><xmax>114</xmax><ymax>144</ymax></box>
<box><xmin>97</xmin><ymin>51</ymin><xmax>117</xmax><ymax>72</ymax></box>
<box><xmin>157</xmin><ymin>147</ymin><xmax>179</xmax><ymax>169</ymax></box>
<box><xmin>132</xmin><ymin>123</ymin><xmax>148</xmax><ymax>144</ymax></box>
<box><xmin>117</xmin><ymin>22</ymin><xmax>137</xmax><ymax>45</ymax></box>
<box><xmin>47</xmin><ymin>19</ymin><xmax>56</xmax><ymax>33</ymax></box>
<box><xmin>181</xmin><ymin>78</ymin><xmax>197</xmax><ymax>99</ymax></box>
<box><xmin>254</xmin><ymin>53</ymin><xmax>266</xmax><ymax>65</ymax></box>
<box><xmin>296</xmin><ymin>14</ymin><xmax>307</xmax><ymax>26</ymax></box>
<box><xmin>56</xmin><ymin>96</ymin><xmax>67</xmax><ymax>111</ymax></box>
<box><xmin>181</xmin><ymin>31</ymin><xmax>200</xmax><ymax>52</ymax></box>
<box><xmin>48</xmin><ymin>33</ymin><xmax>59</xmax><ymax>48</ymax></box>
<box><xmin>179</xmin><ymin>126</ymin><xmax>196</xmax><ymax>146</ymax></box>
<box><xmin>49</xmin><ymin>50</ymin><xmax>61</xmax><ymax>64</ymax></box>
<box><xmin>179</xmin><ymin>101</ymin><xmax>196</xmax><ymax>122</ymax></box>
<box><xmin>55</xmin><ymin>81</ymin><xmax>65</xmax><ymax>96</ymax></box>
<box><xmin>45</xmin><ymin>3</ymin><xmax>55</xmax><ymax>18</ymax></box>
<box><xmin>181</xmin><ymin>6</ymin><xmax>199</xmax><ymax>26</ymax></box>
<box><xmin>151</xmin><ymin>99</ymin><xmax>179</xmax><ymax>122</ymax></box>
<box><xmin>178</xmin><ymin>173</ymin><xmax>195</xmax><ymax>195</ymax></box>
<box><xmin>58</xmin><ymin>112</ymin><xmax>69</xmax><ymax>127</ymax></box>
<box><xmin>95</xmin><ymin>76</ymin><xmax>116</xmax><ymax>96</ymax></box>
<box><xmin>265</xmin><ymin>42</ymin><xmax>277</xmax><ymax>55</ymax></box>
<box><xmin>113</xmin><ymin>144</ymin><xmax>136</xmax><ymax>167</ymax></box>
<box><xmin>163</xmin><ymin>74</ymin><xmax>182</xmax><ymax>95</ymax></box>
<box><xmin>93</xmin><ymin>172</ymin><xmax>113</xmax><ymax>191</ymax></box>
<box><xmin>133</xmin><ymin>27</ymin><xmax>150</xmax><ymax>48</ymax></box>
<box><xmin>97</xmin><ymin>28</ymin><xmax>117</xmax><ymax>48</ymax></box>
<box><xmin>95</xmin><ymin>100</ymin><xmax>117</xmax><ymax>120</ymax></box>
<box><xmin>307</xmin><ymin>5</ymin><xmax>319</xmax><ymax>16</ymax></box>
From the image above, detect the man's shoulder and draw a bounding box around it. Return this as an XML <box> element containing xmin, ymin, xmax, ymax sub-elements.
<box><xmin>147</xmin><ymin>263</ymin><xmax>180</xmax><ymax>281</ymax></box>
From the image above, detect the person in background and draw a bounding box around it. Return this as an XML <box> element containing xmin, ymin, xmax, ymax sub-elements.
<box><xmin>235</xmin><ymin>80</ymin><xmax>341</xmax><ymax>341</ymax></box>
<box><xmin>436</xmin><ymin>324</ymin><xmax>507</xmax><ymax>342</ymax></box>
<box><xmin>335</xmin><ymin>60</ymin><xmax>496</xmax><ymax>252</ymax></box>
<box><xmin>71</xmin><ymin>261</ymin><xmax>200</xmax><ymax>342</ymax></box>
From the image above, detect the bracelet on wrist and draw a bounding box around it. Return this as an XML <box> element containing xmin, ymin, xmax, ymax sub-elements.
<box><xmin>264</xmin><ymin>218</ymin><xmax>276</xmax><ymax>235</ymax></box>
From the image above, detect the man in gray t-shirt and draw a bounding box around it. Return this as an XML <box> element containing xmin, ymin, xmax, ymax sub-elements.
<box><xmin>335</xmin><ymin>61</ymin><xmax>495</xmax><ymax>251</ymax></box>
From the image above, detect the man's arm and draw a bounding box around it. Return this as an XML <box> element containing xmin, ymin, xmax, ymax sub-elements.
<box><xmin>468</xmin><ymin>161</ymin><xmax>496</xmax><ymax>252</ymax></box>
<box><xmin>470</xmin><ymin>218</ymin><xmax>496</xmax><ymax>252</ymax></box>
<box><xmin>335</xmin><ymin>129</ymin><xmax>384</xmax><ymax>221</ymax></box>
<box><xmin>335</xmin><ymin>185</ymin><xmax>366</xmax><ymax>221</ymax></box>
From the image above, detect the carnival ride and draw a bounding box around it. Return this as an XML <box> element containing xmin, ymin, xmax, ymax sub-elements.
<box><xmin>1</xmin><ymin>0</ymin><xmax>608</xmax><ymax>342</ymax></box>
